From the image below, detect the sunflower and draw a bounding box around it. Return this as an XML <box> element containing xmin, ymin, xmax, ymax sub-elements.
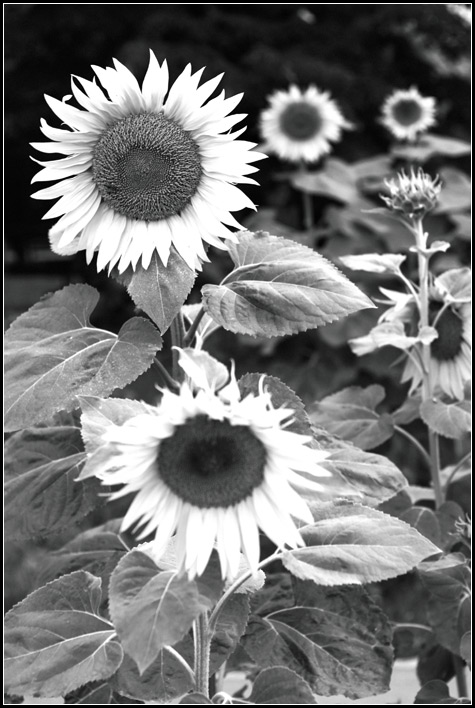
<box><xmin>31</xmin><ymin>51</ymin><xmax>266</xmax><ymax>273</ymax></box>
<box><xmin>402</xmin><ymin>287</ymin><xmax>471</xmax><ymax>401</ymax></box>
<box><xmin>350</xmin><ymin>277</ymin><xmax>471</xmax><ymax>401</ymax></box>
<box><xmin>80</xmin><ymin>354</ymin><xmax>330</xmax><ymax>581</ymax></box>
<box><xmin>259</xmin><ymin>84</ymin><xmax>351</xmax><ymax>164</ymax></box>
<box><xmin>380</xmin><ymin>86</ymin><xmax>437</xmax><ymax>142</ymax></box>
<box><xmin>381</xmin><ymin>168</ymin><xmax>441</xmax><ymax>219</ymax></box>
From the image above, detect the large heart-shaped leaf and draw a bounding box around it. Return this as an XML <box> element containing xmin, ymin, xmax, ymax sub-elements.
<box><xmin>4</xmin><ymin>424</ymin><xmax>101</xmax><ymax>540</ymax></box>
<box><xmin>109</xmin><ymin>548</ymin><xmax>222</xmax><ymax>674</ymax></box>
<box><xmin>418</xmin><ymin>554</ymin><xmax>471</xmax><ymax>656</ymax></box>
<box><xmin>114</xmin><ymin>249</ymin><xmax>196</xmax><ymax>334</ymax></box>
<box><xmin>201</xmin><ymin>231</ymin><xmax>375</xmax><ymax>337</ymax></box>
<box><xmin>243</xmin><ymin>583</ymin><xmax>393</xmax><ymax>699</ymax></box>
<box><xmin>4</xmin><ymin>284</ymin><xmax>162</xmax><ymax>431</ymax></box>
<box><xmin>420</xmin><ymin>399</ymin><xmax>471</xmax><ymax>439</ymax></box>
<box><xmin>249</xmin><ymin>666</ymin><xmax>318</xmax><ymax>704</ymax></box>
<box><xmin>4</xmin><ymin>572</ymin><xmax>123</xmax><ymax>697</ymax></box>
<box><xmin>310</xmin><ymin>385</ymin><xmax>395</xmax><ymax>450</ymax></box>
<box><xmin>282</xmin><ymin>501</ymin><xmax>440</xmax><ymax>585</ymax></box>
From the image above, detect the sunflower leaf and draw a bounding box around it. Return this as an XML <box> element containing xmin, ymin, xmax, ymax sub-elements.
<box><xmin>36</xmin><ymin>522</ymin><xmax>128</xmax><ymax>603</ymax></box>
<box><xmin>242</xmin><ymin>583</ymin><xmax>393</xmax><ymax>699</ymax></box>
<box><xmin>434</xmin><ymin>168</ymin><xmax>472</xmax><ymax>215</ymax></box>
<box><xmin>115</xmin><ymin>249</ymin><xmax>196</xmax><ymax>334</ymax></box>
<box><xmin>392</xmin><ymin>395</ymin><xmax>422</xmax><ymax>425</ymax></box>
<box><xmin>110</xmin><ymin>649</ymin><xmax>194</xmax><ymax>703</ymax></box>
<box><xmin>391</xmin><ymin>133</ymin><xmax>471</xmax><ymax>162</ymax></box>
<box><xmin>64</xmin><ymin>682</ymin><xmax>113</xmax><ymax>704</ymax></box>
<box><xmin>4</xmin><ymin>571</ymin><xmax>123</xmax><ymax>697</ymax></box>
<box><xmin>173</xmin><ymin>594</ymin><xmax>250</xmax><ymax>678</ymax></box>
<box><xmin>339</xmin><ymin>252</ymin><xmax>406</xmax><ymax>274</ymax></box>
<box><xmin>249</xmin><ymin>666</ymin><xmax>318</xmax><ymax>704</ymax></box>
<box><xmin>4</xmin><ymin>424</ymin><xmax>102</xmax><ymax>541</ymax></box>
<box><xmin>238</xmin><ymin>372</ymin><xmax>312</xmax><ymax>436</ymax></box>
<box><xmin>290</xmin><ymin>158</ymin><xmax>359</xmax><ymax>204</ymax></box>
<box><xmin>79</xmin><ymin>395</ymin><xmax>153</xmax><ymax>455</ymax></box>
<box><xmin>420</xmin><ymin>399</ymin><xmax>471</xmax><ymax>439</ymax></box>
<box><xmin>414</xmin><ymin>679</ymin><xmax>472</xmax><ymax>704</ymax></box>
<box><xmin>282</xmin><ymin>501</ymin><xmax>440</xmax><ymax>585</ymax></box>
<box><xmin>201</xmin><ymin>231</ymin><xmax>375</xmax><ymax>338</ymax></box>
<box><xmin>309</xmin><ymin>385</ymin><xmax>395</xmax><ymax>450</ymax></box>
<box><xmin>434</xmin><ymin>267</ymin><xmax>472</xmax><ymax>302</ymax></box>
<box><xmin>178</xmin><ymin>695</ymin><xmax>213</xmax><ymax>704</ymax></box>
<box><xmin>418</xmin><ymin>554</ymin><xmax>471</xmax><ymax>656</ymax></box>
<box><xmin>4</xmin><ymin>284</ymin><xmax>162</xmax><ymax>432</ymax></box>
<box><xmin>311</xmin><ymin>431</ymin><xmax>408</xmax><ymax>506</ymax></box>
<box><xmin>109</xmin><ymin>549</ymin><xmax>215</xmax><ymax>674</ymax></box>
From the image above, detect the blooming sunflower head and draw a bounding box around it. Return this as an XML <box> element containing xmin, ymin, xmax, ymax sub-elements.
<box><xmin>31</xmin><ymin>51</ymin><xmax>266</xmax><ymax>273</ymax></box>
<box><xmin>380</xmin><ymin>86</ymin><xmax>437</xmax><ymax>142</ymax></box>
<box><xmin>402</xmin><ymin>277</ymin><xmax>471</xmax><ymax>401</ymax></box>
<box><xmin>80</xmin><ymin>351</ymin><xmax>331</xmax><ymax>581</ymax></box>
<box><xmin>259</xmin><ymin>84</ymin><xmax>351</xmax><ymax>164</ymax></box>
<box><xmin>382</xmin><ymin>168</ymin><xmax>441</xmax><ymax>219</ymax></box>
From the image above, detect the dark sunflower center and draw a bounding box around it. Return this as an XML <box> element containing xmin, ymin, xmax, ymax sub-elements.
<box><xmin>92</xmin><ymin>113</ymin><xmax>202</xmax><ymax>221</ymax></box>
<box><xmin>392</xmin><ymin>99</ymin><xmax>423</xmax><ymax>126</ymax></box>
<box><xmin>279</xmin><ymin>102</ymin><xmax>322</xmax><ymax>141</ymax></box>
<box><xmin>156</xmin><ymin>415</ymin><xmax>267</xmax><ymax>508</ymax></box>
<box><xmin>429</xmin><ymin>302</ymin><xmax>464</xmax><ymax>361</ymax></box>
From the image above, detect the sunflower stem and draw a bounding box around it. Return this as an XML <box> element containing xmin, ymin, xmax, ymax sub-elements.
<box><xmin>444</xmin><ymin>451</ymin><xmax>471</xmax><ymax>491</ymax></box>
<box><xmin>170</xmin><ymin>312</ymin><xmax>187</xmax><ymax>382</ymax></box>
<box><xmin>193</xmin><ymin>612</ymin><xmax>211</xmax><ymax>698</ymax></box>
<box><xmin>183</xmin><ymin>307</ymin><xmax>206</xmax><ymax>346</ymax></box>
<box><xmin>163</xmin><ymin>646</ymin><xmax>195</xmax><ymax>683</ymax></box>
<box><xmin>302</xmin><ymin>189</ymin><xmax>314</xmax><ymax>231</ymax></box>
<box><xmin>298</xmin><ymin>162</ymin><xmax>314</xmax><ymax>231</ymax></box>
<box><xmin>413</xmin><ymin>217</ymin><xmax>444</xmax><ymax>508</ymax></box>
<box><xmin>453</xmin><ymin>654</ymin><xmax>468</xmax><ymax>698</ymax></box>
<box><xmin>209</xmin><ymin>550</ymin><xmax>282</xmax><ymax>633</ymax></box>
<box><xmin>392</xmin><ymin>622</ymin><xmax>433</xmax><ymax>634</ymax></box>
<box><xmin>153</xmin><ymin>357</ymin><xmax>180</xmax><ymax>391</ymax></box>
<box><xmin>394</xmin><ymin>425</ymin><xmax>432</xmax><ymax>469</ymax></box>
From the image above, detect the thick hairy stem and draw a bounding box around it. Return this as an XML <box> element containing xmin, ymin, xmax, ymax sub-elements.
<box><xmin>394</xmin><ymin>425</ymin><xmax>432</xmax><ymax>470</ymax></box>
<box><xmin>302</xmin><ymin>189</ymin><xmax>314</xmax><ymax>231</ymax></box>
<box><xmin>298</xmin><ymin>161</ymin><xmax>314</xmax><ymax>231</ymax></box>
<box><xmin>193</xmin><ymin>612</ymin><xmax>211</xmax><ymax>698</ymax></box>
<box><xmin>183</xmin><ymin>307</ymin><xmax>206</xmax><ymax>347</ymax></box>
<box><xmin>209</xmin><ymin>550</ymin><xmax>282</xmax><ymax>632</ymax></box>
<box><xmin>170</xmin><ymin>312</ymin><xmax>187</xmax><ymax>382</ymax></box>
<box><xmin>413</xmin><ymin>219</ymin><xmax>444</xmax><ymax>508</ymax></box>
<box><xmin>153</xmin><ymin>357</ymin><xmax>180</xmax><ymax>391</ymax></box>
<box><xmin>453</xmin><ymin>654</ymin><xmax>469</xmax><ymax>698</ymax></box>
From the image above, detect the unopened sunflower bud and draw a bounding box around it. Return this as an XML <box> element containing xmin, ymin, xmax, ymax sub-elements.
<box><xmin>381</xmin><ymin>168</ymin><xmax>441</xmax><ymax>218</ymax></box>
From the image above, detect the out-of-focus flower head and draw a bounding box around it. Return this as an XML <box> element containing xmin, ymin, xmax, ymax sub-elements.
<box><xmin>259</xmin><ymin>84</ymin><xmax>351</xmax><ymax>164</ymax></box>
<box><xmin>380</xmin><ymin>86</ymin><xmax>437</xmax><ymax>141</ymax></box>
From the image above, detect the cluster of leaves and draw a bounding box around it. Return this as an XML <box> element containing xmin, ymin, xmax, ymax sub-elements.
<box><xmin>4</xmin><ymin>227</ymin><xmax>456</xmax><ymax>704</ymax></box>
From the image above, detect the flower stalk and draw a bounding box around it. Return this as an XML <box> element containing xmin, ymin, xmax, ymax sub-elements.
<box><xmin>412</xmin><ymin>217</ymin><xmax>443</xmax><ymax>508</ymax></box>
<box><xmin>193</xmin><ymin>612</ymin><xmax>212</xmax><ymax>698</ymax></box>
<box><xmin>170</xmin><ymin>312</ymin><xmax>187</xmax><ymax>382</ymax></box>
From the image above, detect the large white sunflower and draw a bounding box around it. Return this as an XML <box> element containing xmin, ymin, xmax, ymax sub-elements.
<box><xmin>259</xmin><ymin>84</ymin><xmax>351</xmax><ymax>164</ymax></box>
<box><xmin>380</xmin><ymin>86</ymin><xmax>437</xmax><ymax>142</ymax></box>
<box><xmin>31</xmin><ymin>51</ymin><xmax>266</xmax><ymax>273</ymax></box>
<box><xmin>80</xmin><ymin>353</ymin><xmax>330</xmax><ymax>581</ymax></box>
